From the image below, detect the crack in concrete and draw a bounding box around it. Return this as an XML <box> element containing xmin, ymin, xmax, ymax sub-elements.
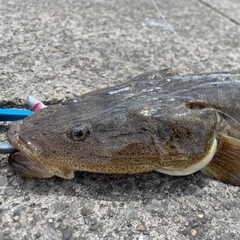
<box><xmin>197</xmin><ymin>0</ymin><xmax>240</xmax><ymax>26</ymax></box>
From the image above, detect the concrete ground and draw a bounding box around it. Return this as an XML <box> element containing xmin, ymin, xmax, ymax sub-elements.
<box><xmin>0</xmin><ymin>0</ymin><xmax>240</xmax><ymax>239</ymax></box>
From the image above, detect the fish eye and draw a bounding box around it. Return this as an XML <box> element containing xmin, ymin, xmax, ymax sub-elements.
<box><xmin>70</xmin><ymin>123</ymin><xmax>91</xmax><ymax>141</ymax></box>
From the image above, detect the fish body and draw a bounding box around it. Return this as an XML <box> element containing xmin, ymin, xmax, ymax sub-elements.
<box><xmin>7</xmin><ymin>69</ymin><xmax>240</xmax><ymax>185</ymax></box>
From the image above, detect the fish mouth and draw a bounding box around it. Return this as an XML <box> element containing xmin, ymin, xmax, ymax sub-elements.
<box><xmin>7</xmin><ymin>120</ymin><xmax>31</xmax><ymax>158</ymax></box>
<box><xmin>8</xmin><ymin>152</ymin><xmax>51</xmax><ymax>178</ymax></box>
<box><xmin>7</xmin><ymin>121</ymin><xmax>52</xmax><ymax>178</ymax></box>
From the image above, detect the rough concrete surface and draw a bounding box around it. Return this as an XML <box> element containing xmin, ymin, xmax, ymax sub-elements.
<box><xmin>0</xmin><ymin>0</ymin><xmax>240</xmax><ymax>239</ymax></box>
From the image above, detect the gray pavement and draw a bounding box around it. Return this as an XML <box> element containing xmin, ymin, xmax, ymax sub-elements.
<box><xmin>0</xmin><ymin>0</ymin><xmax>240</xmax><ymax>239</ymax></box>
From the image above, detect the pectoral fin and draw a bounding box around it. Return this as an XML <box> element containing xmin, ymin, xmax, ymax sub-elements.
<box><xmin>201</xmin><ymin>134</ymin><xmax>240</xmax><ymax>185</ymax></box>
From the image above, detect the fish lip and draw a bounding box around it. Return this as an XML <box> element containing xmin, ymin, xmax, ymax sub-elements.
<box><xmin>7</xmin><ymin>120</ymin><xmax>50</xmax><ymax>177</ymax></box>
<box><xmin>7</xmin><ymin>120</ymin><xmax>34</xmax><ymax>161</ymax></box>
<box><xmin>7</xmin><ymin>121</ymin><xmax>31</xmax><ymax>174</ymax></box>
<box><xmin>8</xmin><ymin>151</ymin><xmax>34</xmax><ymax>172</ymax></box>
<box><xmin>7</xmin><ymin>120</ymin><xmax>23</xmax><ymax>150</ymax></box>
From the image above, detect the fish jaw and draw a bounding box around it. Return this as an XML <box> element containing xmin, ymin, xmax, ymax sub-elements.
<box><xmin>8</xmin><ymin>152</ymin><xmax>53</xmax><ymax>178</ymax></box>
<box><xmin>7</xmin><ymin>120</ymin><xmax>52</xmax><ymax>178</ymax></box>
<box><xmin>7</xmin><ymin>120</ymin><xmax>75</xmax><ymax>179</ymax></box>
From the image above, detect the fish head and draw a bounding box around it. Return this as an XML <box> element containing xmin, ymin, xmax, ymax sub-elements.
<box><xmin>7</xmin><ymin>102</ymin><xmax>160</xmax><ymax>178</ymax></box>
<box><xmin>7</xmin><ymin>99</ymin><xmax>219</xmax><ymax>179</ymax></box>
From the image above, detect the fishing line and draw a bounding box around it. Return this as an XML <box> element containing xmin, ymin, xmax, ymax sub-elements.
<box><xmin>212</xmin><ymin>109</ymin><xmax>240</xmax><ymax>128</ymax></box>
<box><xmin>150</xmin><ymin>0</ymin><xmax>208</xmax><ymax>72</ymax></box>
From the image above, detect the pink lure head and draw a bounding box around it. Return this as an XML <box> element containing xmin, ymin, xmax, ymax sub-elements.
<box><xmin>26</xmin><ymin>96</ymin><xmax>47</xmax><ymax>111</ymax></box>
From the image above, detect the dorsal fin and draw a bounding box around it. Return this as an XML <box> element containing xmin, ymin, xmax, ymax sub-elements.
<box><xmin>130</xmin><ymin>68</ymin><xmax>177</xmax><ymax>82</ymax></box>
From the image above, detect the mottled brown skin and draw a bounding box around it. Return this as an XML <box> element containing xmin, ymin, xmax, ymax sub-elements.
<box><xmin>7</xmin><ymin>69</ymin><xmax>240</xmax><ymax>185</ymax></box>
